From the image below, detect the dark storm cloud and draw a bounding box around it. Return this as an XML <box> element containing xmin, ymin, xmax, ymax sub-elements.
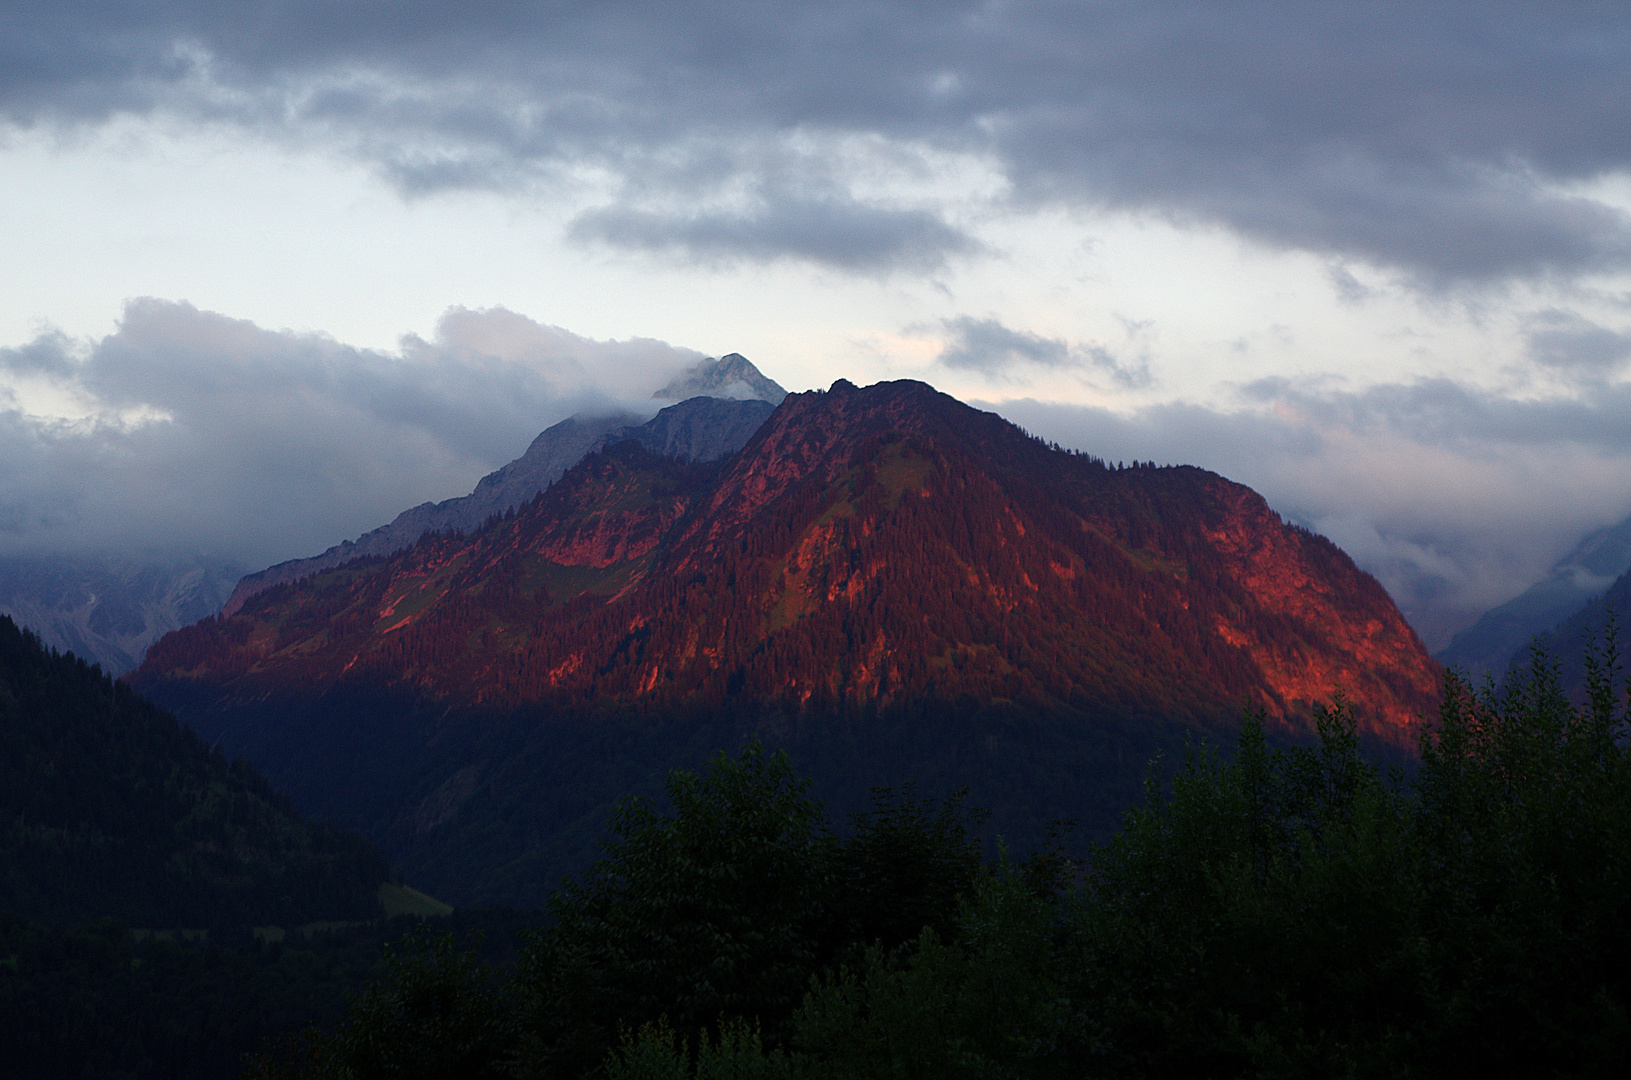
<box><xmin>0</xmin><ymin>332</ymin><xmax>77</xmax><ymax>378</ymax></box>
<box><xmin>992</xmin><ymin>378</ymin><xmax>1631</xmax><ymax>650</ymax></box>
<box><xmin>5</xmin><ymin>2</ymin><xmax>1628</xmax><ymax>283</ymax></box>
<box><xmin>569</xmin><ymin>192</ymin><xmax>978</xmax><ymax>272</ymax></box>
<box><xmin>0</xmin><ymin>300</ymin><xmax>700</xmax><ymax>566</ymax></box>
<box><xmin>1524</xmin><ymin>309</ymin><xmax>1631</xmax><ymax>375</ymax></box>
<box><xmin>940</xmin><ymin>317</ymin><xmax>1072</xmax><ymax>372</ymax></box>
<box><xmin>937</xmin><ymin>316</ymin><xmax>1149</xmax><ymax>388</ymax></box>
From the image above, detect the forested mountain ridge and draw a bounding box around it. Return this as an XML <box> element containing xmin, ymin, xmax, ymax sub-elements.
<box><xmin>1525</xmin><ymin>562</ymin><xmax>1631</xmax><ymax>696</ymax></box>
<box><xmin>0</xmin><ymin>613</ymin><xmax>386</xmax><ymax>929</ymax></box>
<box><xmin>130</xmin><ymin>379</ymin><xmax>1439</xmax><ymax>904</ymax></box>
<box><xmin>139</xmin><ymin>378</ymin><xmax>1437</xmax><ymax>740</ymax></box>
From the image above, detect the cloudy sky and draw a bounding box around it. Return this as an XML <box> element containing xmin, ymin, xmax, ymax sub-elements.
<box><xmin>3</xmin><ymin>2</ymin><xmax>1631</xmax><ymax>648</ymax></box>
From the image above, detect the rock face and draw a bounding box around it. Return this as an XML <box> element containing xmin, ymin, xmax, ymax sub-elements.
<box><xmin>653</xmin><ymin>352</ymin><xmax>788</xmax><ymax>404</ymax></box>
<box><xmin>134</xmin><ymin>379</ymin><xmax>1440</xmax><ymax>905</ymax></box>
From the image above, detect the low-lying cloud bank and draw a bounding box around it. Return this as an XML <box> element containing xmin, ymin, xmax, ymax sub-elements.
<box><xmin>0</xmin><ymin>300</ymin><xmax>701</xmax><ymax>568</ymax></box>
<box><xmin>992</xmin><ymin>384</ymin><xmax>1631</xmax><ymax>651</ymax></box>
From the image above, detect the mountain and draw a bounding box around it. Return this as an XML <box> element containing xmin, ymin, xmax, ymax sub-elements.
<box><xmin>0</xmin><ymin>553</ymin><xmax>245</xmax><ymax>675</ymax></box>
<box><xmin>0</xmin><ymin>613</ymin><xmax>386</xmax><ymax>929</ymax></box>
<box><xmin>224</xmin><ymin>393</ymin><xmax>779</xmax><ymax>615</ymax></box>
<box><xmin>1437</xmin><ymin>513</ymin><xmax>1631</xmax><ymax>678</ymax></box>
<box><xmin>0</xmin><ymin>355</ymin><xmax>782</xmax><ymax>675</ymax></box>
<box><xmin>134</xmin><ymin>379</ymin><xmax>1439</xmax><ymax>905</ymax></box>
<box><xmin>654</xmin><ymin>352</ymin><xmax>788</xmax><ymax>404</ymax></box>
<box><xmin>1519</xmin><ymin>559</ymin><xmax>1631</xmax><ymax>695</ymax></box>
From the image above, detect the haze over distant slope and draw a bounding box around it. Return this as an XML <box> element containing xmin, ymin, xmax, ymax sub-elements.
<box><xmin>1437</xmin><ymin>513</ymin><xmax>1631</xmax><ymax>678</ymax></box>
<box><xmin>0</xmin><ymin>554</ymin><xmax>244</xmax><ymax>675</ymax></box>
<box><xmin>225</xmin><ymin>356</ymin><xmax>784</xmax><ymax>614</ymax></box>
<box><xmin>1513</xmin><ymin>558</ymin><xmax>1631</xmax><ymax>698</ymax></box>
<box><xmin>136</xmin><ymin>379</ymin><xmax>1438</xmax><ymax>906</ymax></box>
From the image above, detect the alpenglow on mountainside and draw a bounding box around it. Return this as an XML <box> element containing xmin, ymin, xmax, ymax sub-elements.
<box><xmin>134</xmin><ymin>379</ymin><xmax>1439</xmax><ymax>906</ymax></box>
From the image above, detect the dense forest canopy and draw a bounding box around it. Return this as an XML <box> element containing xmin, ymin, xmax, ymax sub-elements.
<box><xmin>0</xmin><ymin>612</ymin><xmax>471</xmax><ymax>1078</ymax></box>
<box><xmin>260</xmin><ymin>633</ymin><xmax>1631</xmax><ymax>1078</ymax></box>
<box><xmin>0</xmin><ymin>614</ymin><xmax>386</xmax><ymax>929</ymax></box>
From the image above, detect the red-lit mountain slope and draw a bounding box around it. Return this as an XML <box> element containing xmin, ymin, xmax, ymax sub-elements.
<box><xmin>137</xmin><ymin>379</ymin><xmax>1437</xmax><ymax>744</ymax></box>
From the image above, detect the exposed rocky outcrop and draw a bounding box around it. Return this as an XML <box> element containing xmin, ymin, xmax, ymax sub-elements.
<box><xmin>653</xmin><ymin>352</ymin><xmax>787</xmax><ymax>404</ymax></box>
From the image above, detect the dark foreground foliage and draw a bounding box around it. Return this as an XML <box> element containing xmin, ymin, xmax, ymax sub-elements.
<box><xmin>0</xmin><ymin>909</ymin><xmax>536</xmax><ymax>1080</ymax></box>
<box><xmin>0</xmin><ymin>614</ymin><xmax>387</xmax><ymax>929</ymax></box>
<box><xmin>263</xmin><ymin>633</ymin><xmax>1631</xmax><ymax>1079</ymax></box>
<box><xmin>259</xmin><ymin>744</ymin><xmax>985</xmax><ymax>1079</ymax></box>
<box><xmin>0</xmin><ymin>915</ymin><xmax>397</xmax><ymax>1080</ymax></box>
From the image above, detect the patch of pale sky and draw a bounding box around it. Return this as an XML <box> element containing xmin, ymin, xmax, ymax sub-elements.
<box><xmin>8</xmin><ymin>121</ymin><xmax>1631</xmax><ymax>638</ymax></box>
<box><xmin>11</xmin><ymin>120</ymin><xmax>1624</xmax><ymax>420</ymax></box>
<box><xmin>2</xmin><ymin>375</ymin><xmax>102</xmax><ymax>423</ymax></box>
<box><xmin>892</xmin><ymin>210</ymin><xmax>1533</xmax><ymax>408</ymax></box>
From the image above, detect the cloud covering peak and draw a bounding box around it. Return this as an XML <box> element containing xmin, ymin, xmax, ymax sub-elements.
<box><xmin>0</xmin><ymin>300</ymin><xmax>703</xmax><ymax>566</ymax></box>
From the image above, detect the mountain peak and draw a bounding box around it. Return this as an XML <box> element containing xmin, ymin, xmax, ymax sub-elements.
<box><xmin>655</xmin><ymin>353</ymin><xmax>788</xmax><ymax>404</ymax></box>
<box><xmin>135</xmin><ymin>379</ymin><xmax>1440</xmax><ymax>904</ymax></box>
<box><xmin>143</xmin><ymin>377</ymin><xmax>1437</xmax><ymax>742</ymax></box>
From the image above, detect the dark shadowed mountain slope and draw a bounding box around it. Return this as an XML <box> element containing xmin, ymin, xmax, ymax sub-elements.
<box><xmin>134</xmin><ymin>379</ymin><xmax>1438</xmax><ymax>904</ymax></box>
<box><xmin>224</xmin><ymin>395</ymin><xmax>777</xmax><ymax>615</ymax></box>
<box><xmin>1437</xmin><ymin>513</ymin><xmax>1631</xmax><ymax>679</ymax></box>
<box><xmin>0</xmin><ymin>614</ymin><xmax>386</xmax><ymax>929</ymax></box>
<box><xmin>1519</xmin><ymin>561</ymin><xmax>1631</xmax><ymax>696</ymax></box>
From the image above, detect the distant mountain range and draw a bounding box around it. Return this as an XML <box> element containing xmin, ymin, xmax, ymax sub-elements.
<box><xmin>134</xmin><ymin>378</ymin><xmax>1440</xmax><ymax>905</ymax></box>
<box><xmin>0</xmin><ymin>553</ymin><xmax>245</xmax><ymax>675</ymax></box>
<box><xmin>7</xmin><ymin>343</ymin><xmax>1628</xmax><ymax>701</ymax></box>
<box><xmin>1437</xmin><ymin>514</ymin><xmax>1631</xmax><ymax>679</ymax></box>
<box><xmin>1520</xmin><ymin>555</ymin><xmax>1631</xmax><ymax>695</ymax></box>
